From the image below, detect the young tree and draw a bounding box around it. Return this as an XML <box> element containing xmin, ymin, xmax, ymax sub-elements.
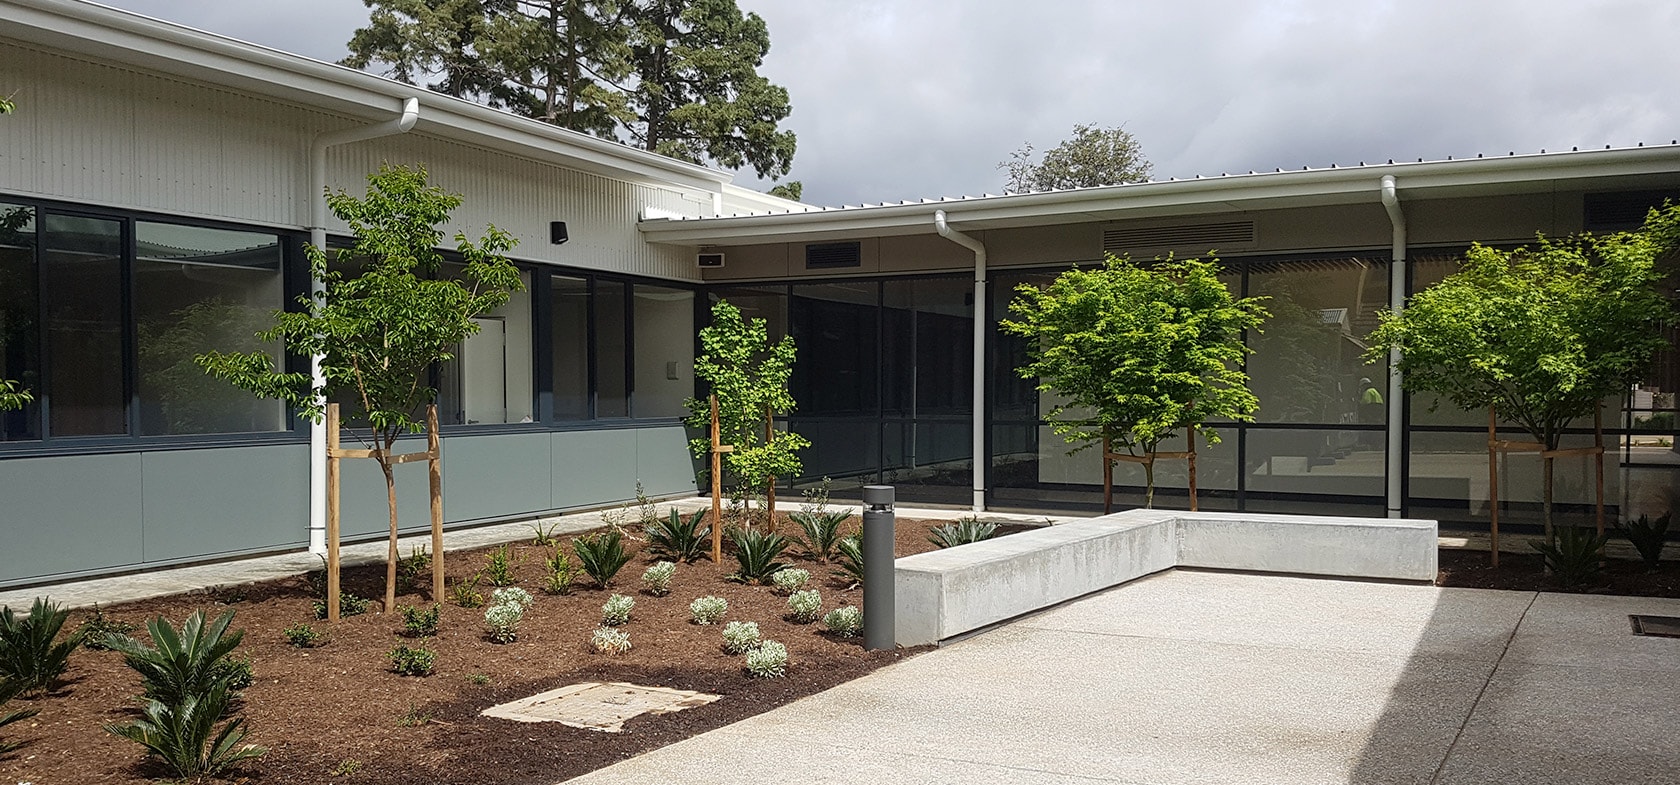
<box><xmin>199</xmin><ymin>164</ymin><xmax>522</xmax><ymax>612</ymax></box>
<box><xmin>344</xmin><ymin>0</ymin><xmax>797</xmax><ymax>180</ymax></box>
<box><xmin>1366</xmin><ymin>212</ymin><xmax>1675</xmax><ymax>537</ymax></box>
<box><xmin>1003</xmin><ymin>254</ymin><xmax>1266</xmax><ymax>508</ymax></box>
<box><xmin>686</xmin><ymin>300</ymin><xmax>808</xmax><ymax>522</ymax></box>
<box><xmin>1000</xmin><ymin>123</ymin><xmax>1152</xmax><ymax>193</ymax></box>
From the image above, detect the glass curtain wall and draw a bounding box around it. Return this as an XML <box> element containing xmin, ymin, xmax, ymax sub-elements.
<box><xmin>546</xmin><ymin>273</ymin><xmax>694</xmax><ymax>422</ymax></box>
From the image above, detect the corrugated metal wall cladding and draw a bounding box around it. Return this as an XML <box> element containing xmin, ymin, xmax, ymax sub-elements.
<box><xmin>2</xmin><ymin>44</ymin><xmax>701</xmax><ymax>281</ymax></box>
<box><xmin>0</xmin><ymin>44</ymin><xmax>326</xmax><ymax>227</ymax></box>
<box><xmin>328</xmin><ymin>133</ymin><xmax>701</xmax><ymax>281</ymax></box>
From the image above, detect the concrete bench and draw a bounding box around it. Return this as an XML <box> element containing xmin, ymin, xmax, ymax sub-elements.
<box><xmin>894</xmin><ymin>510</ymin><xmax>1437</xmax><ymax>646</ymax></box>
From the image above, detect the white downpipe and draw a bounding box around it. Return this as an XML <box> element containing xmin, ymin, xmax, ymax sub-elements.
<box><xmin>1380</xmin><ymin>175</ymin><xmax>1407</xmax><ymax>519</ymax></box>
<box><xmin>305</xmin><ymin>97</ymin><xmax>420</xmax><ymax>554</ymax></box>
<box><xmin>934</xmin><ymin>210</ymin><xmax>987</xmax><ymax>512</ymax></box>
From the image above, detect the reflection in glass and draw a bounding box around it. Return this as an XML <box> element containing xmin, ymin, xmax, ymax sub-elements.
<box><xmin>551</xmin><ymin>276</ymin><xmax>590</xmax><ymax>420</ymax></box>
<box><xmin>595</xmin><ymin>280</ymin><xmax>628</xmax><ymax>417</ymax></box>
<box><xmin>438</xmin><ymin>267</ymin><xmax>533</xmax><ymax>425</ymax></box>
<box><xmin>791</xmin><ymin>282</ymin><xmax>878</xmax><ymax>416</ymax></box>
<box><xmin>1245</xmin><ymin>428</ymin><xmax>1384</xmax><ymax>498</ymax></box>
<box><xmin>0</xmin><ymin>203</ymin><xmax>40</xmax><ymax>441</ymax></box>
<box><xmin>135</xmin><ymin>222</ymin><xmax>286</xmax><ymax>435</ymax></box>
<box><xmin>1248</xmin><ymin>258</ymin><xmax>1386</xmax><ymax>425</ymax></box>
<box><xmin>45</xmin><ymin>214</ymin><xmax>125</xmax><ymax>436</ymax></box>
<box><xmin>710</xmin><ymin>286</ymin><xmax>787</xmax><ymax>340</ymax></box>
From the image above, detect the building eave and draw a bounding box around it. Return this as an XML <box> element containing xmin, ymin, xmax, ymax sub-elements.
<box><xmin>640</xmin><ymin>145</ymin><xmax>1680</xmax><ymax>246</ymax></box>
<box><xmin>1</xmin><ymin>0</ymin><xmax>733</xmax><ymax>194</ymax></box>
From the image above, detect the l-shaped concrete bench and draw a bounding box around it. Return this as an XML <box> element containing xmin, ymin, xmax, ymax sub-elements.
<box><xmin>894</xmin><ymin>509</ymin><xmax>1438</xmax><ymax>646</ymax></box>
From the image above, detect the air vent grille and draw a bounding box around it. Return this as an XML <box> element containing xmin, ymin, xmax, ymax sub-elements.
<box><xmin>1103</xmin><ymin>221</ymin><xmax>1256</xmax><ymax>252</ymax></box>
<box><xmin>806</xmin><ymin>241</ymin><xmax>861</xmax><ymax>269</ymax></box>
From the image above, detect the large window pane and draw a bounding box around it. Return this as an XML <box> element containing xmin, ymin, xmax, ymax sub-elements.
<box><xmin>791</xmin><ymin>282</ymin><xmax>878</xmax><ymax>416</ymax></box>
<box><xmin>44</xmin><ymin>214</ymin><xmax>124</xmax><ymax>436</ymax></box>
<box><xmin>439</xmin><ymin>267</ymin><xmax>533</xmax><ymax>425</ymax></box>
<box><xmin>1245</xmin><ymin>427</ymin><xmax>1384</xmax><ymax>498</ymax></box>
<box><xmin>551</xmin><ymin>275</ymin><xmax>590</xmax><ymax>420</ymax></box>
<box><xmin>1248</xmin><ymin>258</ymin><xmax>1387</xmax><ymax>425</ymax></box>
<box><xmin>0</xmin><ymin>203</ymin><xmax>40</xmax><ymax>441</ymax></box>
<box><xmin>632</xmin><ymin>284</ymin><xmax>694</xmax><ymax>418</ymax></box>
<box><xmin>710</xmin><ymin>286</ymin><xmax>787</xmax><ymax>340</ymax></box>
<box><xmin>596</xmin><ymin>280</ymin><xmax>628</xmax><ymax>418</ymax></box>
<box><xmin>135</xmin><ymin>222</ymin><xmax>286</xmax><ymax>435</ymax></box>
<box><xmin>883</xmin><ymin>277</ymin><xmax>973</xmax><ymax>418</ymax></box>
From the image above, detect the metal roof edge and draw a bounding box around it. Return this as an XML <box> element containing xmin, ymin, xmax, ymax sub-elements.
<box><xmin>639</xmin><ymin>144</ymin><xmax>1680</xmax><ymax>244</ymax></box>
<box><xmin>1</xmin><ymin>0</ymin><xmax>733</xmax><ymax>192</ymax></box>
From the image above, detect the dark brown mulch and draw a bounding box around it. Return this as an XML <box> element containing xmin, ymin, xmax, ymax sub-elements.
<box><xmin>1</xmin><ymin>515</ymin><xmax>1010</xmax><ymax>785</ymax></box>
<box><xmin>1436</xmin><ymin>548</ymin><xmax>1680</xmax><ymax>597</ymax></box>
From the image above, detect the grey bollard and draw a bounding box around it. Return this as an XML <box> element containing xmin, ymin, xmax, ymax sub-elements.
<box><xmin>862</xmin><ymin>484</ymin><xmax>895</xmax><ymax>650</ymax></box>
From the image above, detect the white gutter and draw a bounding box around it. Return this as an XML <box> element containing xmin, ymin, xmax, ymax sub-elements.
<box><xmin>304</xmin><ymin>96</ymin><xmax>420</xmax><ymax>554</ymax></box>
<box><xmin>934</xmin><ymin>210</ymin><xmax>987</xmax><ymax>512</ymax></box>
<box><xmin>1380</xmin><ymin>175</ymin><xmax>1406</xmax><ymax>519</ymax></box>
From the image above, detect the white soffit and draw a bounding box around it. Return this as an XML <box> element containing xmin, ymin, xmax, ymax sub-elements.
<box><xmin>0</xmin><ymin>0</ymin><xmax>732</xmax><ymax>194</ymax></box>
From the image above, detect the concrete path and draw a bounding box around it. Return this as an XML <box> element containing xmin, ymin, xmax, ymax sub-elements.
<box><xmin>564</xmin><ymin>571</ymin><xmax>1680</xmax><ymax>785</ymax></box>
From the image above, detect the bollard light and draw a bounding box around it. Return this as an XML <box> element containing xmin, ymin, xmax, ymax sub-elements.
<box><xmin>862</xmin><ymin>485</ymin><xmax>895</xmax><ymax>650</ymax></box>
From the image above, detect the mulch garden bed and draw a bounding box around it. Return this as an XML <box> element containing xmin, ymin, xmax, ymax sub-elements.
<box><xmin>1436</xmin><ymin>548</ymin><xmax>1680</xmax><ymax>597</ymax></box>
<box><xmin>3</xmin><ymin>515</ymin><xmax>1021</xmax><ymax>785</ymax></box>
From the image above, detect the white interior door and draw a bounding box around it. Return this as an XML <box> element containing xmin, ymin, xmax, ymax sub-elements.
<box><xmin>462</xmin><ymin>317</ymin><xmax>506</xmax><ymax>424</ymax></box>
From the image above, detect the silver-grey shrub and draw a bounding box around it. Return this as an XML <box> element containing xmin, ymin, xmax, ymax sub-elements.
<box><xmin>601</xmin><ymin>594</ymin><xmax>635</xmax><ymax>626</ymax></box>
<box><xmin>785</xmin><ymin>589</ymin><xmax>822</xmax><ymax>623</ymax></box>
<box><xmin>822</xmin><ymin>606</ymin><xmax>862</xmax><ymax>637</ymax></box>
<box><xmin>590</xmin><ymin>626</ymin><xmax>631</xmax><ymax>655</ymax></box>
<box><xmin>688</xmin><ymin>595</ymin><xmax>728</xmax><ymax>625</ymax></box>
<box><xmin>770</xmin><ymin>568</ymin><xmax>810</xmax><ymax>594</ymax></box>
<box><xmin>744</xmin><ymin>640</ymin><xmax>788</xmax><ymax>678</ymax></box>
<box><xmin>721</xmin><ymin>621</ymin><xmax>761</xmax><ymax>654</ymax></box>
<box><xmin>641</xmin><ymin>561</ymin><xmax>676</xmax><ymax>596</ymax></box>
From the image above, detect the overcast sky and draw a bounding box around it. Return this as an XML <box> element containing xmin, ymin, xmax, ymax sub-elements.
<box><xmin>102</xmin><ymin>0</ymin><xmax>1680</xmax><ymax>207</ymax></box>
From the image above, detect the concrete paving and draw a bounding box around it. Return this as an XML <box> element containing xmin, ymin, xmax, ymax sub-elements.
<box><xmin>564</xmin><ymin>571</ymin><xmax>1680</xmax><ymax>785</ymax></box>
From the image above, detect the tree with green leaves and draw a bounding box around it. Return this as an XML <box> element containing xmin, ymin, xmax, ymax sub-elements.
<box><xmin>344</xmin><ymin>0</ymin><xmax>796</xmax><ymax>180</ymax></box>
<box><xmin>1003</xmin><ymin>254</ymin><xmax>1266</xmax><ymax>508</ymax></box>
<box><xmin>1366</xmin><ymin>209</ymin><xmax>1676</xmax><ymax>538</ymax></box>
<box><xmin>199</xmin><ymin>164</ymin><xmax>522</xmax><ymax>611</ymax></box>
<box><xmin>686</xmin><ymin>300</ymin><xmax>808</xmax><ymax>522</ymax></box>
<box><xmin>766</xmin><ymin>180</ymin><xmax>802</xmax><ymax>201</ymax></box>
<box><xmin>1000</xmin><ymin>123</ymin><xmax>1152</xmax><ymax>193</ymax></box>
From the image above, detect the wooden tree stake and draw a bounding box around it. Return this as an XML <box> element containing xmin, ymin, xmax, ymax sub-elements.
<box><xmin>1488</xmin><ymin>406</ymin><xmax>1500</xmax><ymax>568</ymax></box>
<box><xmin>1187</xmin><ymin>427</ymin><xmax>1199</xmax><ymax>513</ymax></box>
<box><xmin>1486</xmin><ymin>404</ymin><xmax>1608</xmax><ymax>569</ymax></box>
<box><xmin>1102</xmin><ymin>434</ymin><xmax>1114</xmax><ymax>515</ymax></box>
<box><xmin>427</xmin><ymin>404</ymin><xmax>444</xmax><ymax>602</ymax></box>
<box><xmin>326</xmin><ymin>402</ymin><xmax>342</xmax><ymax>623</ymax></box>
<box><xmin>709</xmin><ymin>394</ymin><xmax>733</xmax><ymax>563</ymax></box>
<box><xmin>1595</xmin><ymin>405</ymin><xmax>1606</xmax><ymax>538</ymax></box>
<box><xmin>765</xmin><ymin>403</ymin><xmax>777</xmax><ymax>531</ymax></box>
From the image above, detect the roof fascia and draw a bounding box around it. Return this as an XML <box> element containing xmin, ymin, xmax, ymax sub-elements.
<box><xmin>2</xmin><ymin>0</ymin><xmax>731</xmax><ymax>193</ymax></box>
<box><xmin>641</xmin><ymin>146</ymin><xmax>1680</xmax><ymax>245</ymax></box>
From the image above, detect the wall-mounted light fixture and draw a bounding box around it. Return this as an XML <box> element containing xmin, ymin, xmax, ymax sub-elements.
<box><xmin>550</xmin><ymin>221</ymin><xmax>569</xmax><ymax>245</ymax></box>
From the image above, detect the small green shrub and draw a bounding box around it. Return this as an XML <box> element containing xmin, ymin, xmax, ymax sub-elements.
<box><xmin>770</xmin><ymin>568</ymin><xmax>810</xmax><ymax>594</ymax></box>
<box><xmin>721</xmin><ymin>621</ymin><xmax>761</xmax><ymax>654</ymax></box>
<box><xmin>311</xmin><ymin>592</ymin><xmax>371</xmax><ymax>620</ymax></box>
<box><xmin>834</xmin><ymin>534</ymin><xmax>865</xmax><ymax>586</ymax></box>
<box><xmin>786</xmin><ymin>589</ymin><xmax>822</xmax><ymax>623</ymax></box>
<box><xmin>1616</xmin><ymin>512</ymin><xmax>1671</xmax><ymax>569</ymax></box>
<box><xmin>466</xmin><ymin>672</ymin><xmax>491</xmax><ymax>686</ymax></box>
<box><xmin>529</xmin><ymin>520</ymin><xmax>562</xmax><ymax>547</ymax></box>
<box><xmin>334</xmin><ymin>758</ymin><xmax>362</xmax><ymax>775</ymax></box>
<box><xmin>790</xmin><ymin>510</ymin><xmax>852</xmax><ymax>561</ymax></box>
<box><xmin>282</xmin><ymin>623</ymin><xmax>324</xmax><ymax>648</ymax></box>
<box><xmin>388</xmin><ymin>645</ymin><xmax>436</xmax><ymax>676</ymax></box>
<box><xmin>483</xmin><ymin>544</ymin><xmax>519</xmax><ymax>587</ymax></box>
<box><xmin>744</xmin><ymin>640</ymin><xmax>788</xmax><ymax>678</ymax></box>
<box><xmin>729</xmin><ymin>528</ymin><xmax>791</xmax><ymax>584</ymax></box>
<box><xmin>1</xmin><ymin>678</ymin><xmax>40</xmax><ymax>755</ymax></box>
<box><xmin>217</xmin><ymin>655</ymin><xmax>255</xmax><ymax>693</ymax></box>
<box><xmin>1532</xmin><ymin>525</ymin><xmax>1613</xmax><ymax>588</ymax></box>
<box><xmin>573</xmin><ymin>530</ymin><xmax>633</xmax><ymax>587</ymax></box>
<box><xmin>396</xmin><ymin>702</ymin><xmax>432</xmax><ymax>727</ymax></box>
<box><xmin>395</xmin><ymin>545</ymin><xmax>431</xmax><ymax>594</ymax></box>
<box><xmin>641</xmin><ymin>561</ymin><xmax>676</xmax><ymax>596</ymax></box>
<box><xmin>822</xmin><ymin>605</ymin><xmax>863</xmax><ymax>637</ymax></box>
<box><xmin>543</xmin><ymin>549</ymin><xmax>578</xmax><ymax>595</ymax></box>
<box><xmin>490</xmin><ymin>586</ymin><xmax>534</xmax><ymax>610</ymax></box>
<box><xmin>448</xmin><ymin>574</ymin><xmax>486</xmax><ymax>608</ymax></box>
<box><xmin>400</xmin><ymin>604</ymin><xmax>441</xmax><ymax>637</ymax></box>
<box><xmin>76</xmin><ymin>605</ymin><xmax>136</xmax><ymax>651</ymax></box>
<box><xmin>689</xmin><ymin>595</ymin><xmax>728</xmax><ymax>625</ymax></box>
<box><xmin>928</xmin><ymin>517</ymin><xmax>1000</xmax><ymax>548</ymax></box>
<box><xmin>104</xmin><ymin>609</ymin><xmax>246</xmax><ymax>706</ymax></box>
<box><xmin>646</xmin><ymin>509</ymin><xmax>711</xmax><ymax>563</ymax></box>
<box><xmin>601</xmin><ymin>594</ymin><xmax>635</xmax><ymax>626</ymax></box>
<box><xmin>590</xmin><ymin>626</ymin><xmax>631</xmax><ymax>655</ymax></box>
<box><xmin>104</xmin><ymin>682</ymin><xmax>266</xmax><ymax>779</ymax></box>
<box><xmin>0</xmin><ymin>597</ymin><xmax>82</xmax><ymax>696</ymax></box>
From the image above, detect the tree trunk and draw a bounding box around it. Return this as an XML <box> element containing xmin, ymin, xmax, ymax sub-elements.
<box><xmin>1143</xmin><ymin>460</ymin><xmax>1156</xmax><ymax>509</ymax></box>
<box><xmin>381</xmin><ymin>456</ymin><xmax>399</xmax><ymax>613</ymax></box>
<box><xmin>1542</xmin><ymin>426</ymin><xmax>1558</xmax><ymax>542</ymax></box>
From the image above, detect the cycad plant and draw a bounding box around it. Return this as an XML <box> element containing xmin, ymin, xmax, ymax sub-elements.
<box><xmin>104</xmin><ymin>609</ymin><xmax>246</xmax><ymax>706</ymax></box>
<box><xmin>928</xmin><ymin>518</ymin><xmax>1000</xmax><ymax>549</ymax></box>
<box><xmin>0</xmin><ymin>597</ymin><xmax>82</xmax><ymax>696</ymax></box>
<box><xmin>105</xmin><ymin>682</ymin><xmax>265</xmax><ymax>779</ymax></box>
<box><xmin>573</xmin><ymin>530</ymin><xmax>633</xmax><ymax>588</ymax></box>
<box><xmin>789</xmin><ymin>509</ymin><xmax>852</xmax><ymax>561</ymax></box>
<box><xmin>0</xmin><ymin>677</ymin><xmax>40</xmax><ymax>755</ymax></box>
<box><xmin>646</xmin><ymin>509</ymin><xmax>711</xmax><ymax>563</ymax></box>
<box><xmin>1615</xmin><ymin>512</ymin><xmax>1671</xmax><ymax>570</ymax></box>
<box><xmin>1532</xmin><ymin>525</ymin><xmax>1613</xmax><ymax>588</ymax></box>
<box><xmin>729</xmin><ymin>528</ymin><xmax>791</xmax><ymax>583</ymax></box>
<box><xmin>834</xmin><ymin>534</ymin><xmax>865</xmax><ymax>586</ymax></box>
